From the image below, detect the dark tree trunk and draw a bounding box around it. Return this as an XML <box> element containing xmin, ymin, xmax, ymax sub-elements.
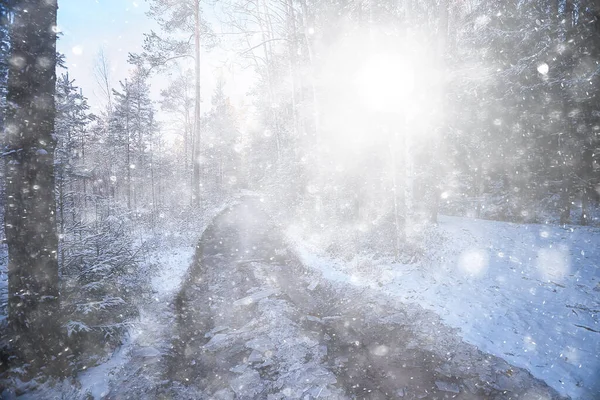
<box><xmin>4</xmin><ymin>0</ymin><xmax>64</xmax><ymax>373</ymax></box>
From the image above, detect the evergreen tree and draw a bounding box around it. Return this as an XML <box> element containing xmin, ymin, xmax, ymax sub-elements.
<box><xmin>160</xmin><ymin>69</ymin><xmax>195</xmax><ymax>175</ymax></box>
<box><xmin>132</xmin><ymin>0</ymin><xmax>215</xmax><ymax>205</ymax></box>
<box><xmin>54</xmin><ymin>72</ymin><xmax>144</xmax><ymax>367</ymax></box>
<box><xmin>204</xmin><ymin>80</ymin><xmax>241</xmax><ymax>195</ymax></box>
<box><xmin>54</xmin><ymin>73</ymin><xmax>93</xmax><ymax>248</ymax></box>
<box><xmin>111</xmin><ymin>68</ymin><xmax>158</xmax><ymax>211</ymax></box>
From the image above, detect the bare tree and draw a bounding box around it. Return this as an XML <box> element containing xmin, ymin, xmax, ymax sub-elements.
<box><xmin>93</xmin><ymin>48</ymin><xmax>113</xmax><ymax>111</ymax></box>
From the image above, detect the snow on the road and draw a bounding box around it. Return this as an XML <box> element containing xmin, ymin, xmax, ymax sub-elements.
<box><xmin>150</xmin><ymin>243</ymin><xmax>197</xmax><ymax>299</ymax></box>
<box><xmin>287</xmin><ymin>215</ymin><xmax>600</xmax><ymax>400</ymax></box>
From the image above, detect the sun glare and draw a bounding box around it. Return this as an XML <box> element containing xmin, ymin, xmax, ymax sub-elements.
<box><xmin>355</xmin><ymin>54</ymin><xmax>417</xmax><ymax>114</ymax></box>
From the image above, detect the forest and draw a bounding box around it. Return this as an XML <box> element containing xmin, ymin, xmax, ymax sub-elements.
<box><xmin>0</xmin><ymin>0</ymin><xmax>599</xmax><ymax>399</ymax></box>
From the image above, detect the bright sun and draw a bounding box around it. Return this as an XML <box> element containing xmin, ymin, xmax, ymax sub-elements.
<box><xmin>354</xmin><ymin>53</ymin><xmax>417</xmax><ymax>114</ymax></box>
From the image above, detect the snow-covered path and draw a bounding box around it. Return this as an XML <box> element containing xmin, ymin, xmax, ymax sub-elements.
<box><xmin>162</xmin><ymin>201</ymin><xmax>562</xmax><ymax>399</ymax></box>
<box><xmin>75</xmin><ymin>237</ymin><xmax>202</xmax><ymax>399</ymax></box>
<box><xmin>288</xmin><ymin>215</ymin><xmax>600</xmax><ymax>399</ymax></box>
<box><xmin>14</xmin><ymin>203</ymin><xmax>572</xmax><ymax>399</ymax></box>
<box><xmin>70</xmin><ymin>204</ymin><xmax>235</xmax><ymax>399</ymax></box>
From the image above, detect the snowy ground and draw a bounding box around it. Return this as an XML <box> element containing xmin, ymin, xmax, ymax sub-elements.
<box><xmin>151</xmin><ymin>200</ymin><xmax>561</xmax><ymax>399</ymax></box>
<box><xmin>74</xmin><ymin>238</ymin><xmax>199</xmax><ymax>399</ymax></box>
<box><xmin>1</xmin><ymin>201</ymin><xmax>235</xmax><ymax>399</ymax></box>
<box><xmin>74</xmin><ymin>201</ymin><xmax>240</xmax><ymax>399</ymax></box>
<box><xmin>2</xmin><ymin>202</ymin><xmax>588</xmax><ymax>399</ymax></box>
<box><xmin>287</xmin><ymin>215</ymin><xmax>600</xmax><ymax>399</ymax></box>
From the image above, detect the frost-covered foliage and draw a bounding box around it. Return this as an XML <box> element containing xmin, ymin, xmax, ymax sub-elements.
<box><xmin>52</xmin><ymin>74</ymin><xmax>148</xmax><ymax>367</ymax></box>
<box><xmin>60</xmin><ymin>210</ymin><xmax>142</xmax><ymax>364</ymax></box>
<box><xmin>201</xmin><ymin>79</ymin><xmax>243</xmax><ymax>198</ymax></box>
<box><xmin>203</xmin><ymin>0</ymin><xmax>600</xmax><ymax>241</ymax></box>
<box><xmin>442</xmin><ymin>1</ymin><xmax>600</xmax><ymax>225</ymax></box>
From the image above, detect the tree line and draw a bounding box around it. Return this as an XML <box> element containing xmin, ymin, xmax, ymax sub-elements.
<box><xmin>0</xmin><ymin>0</ymin><xmax>243</xmax><ymax>377</ymax></box>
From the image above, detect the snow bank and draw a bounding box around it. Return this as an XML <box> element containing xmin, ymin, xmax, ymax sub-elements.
<box><xmin>287</xmin><ymin>215</ymin><xmax>600</xmax><ymax>399</ymax></box>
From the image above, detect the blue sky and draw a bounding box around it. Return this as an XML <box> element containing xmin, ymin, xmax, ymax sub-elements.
<box><xmin>57</xmin><ymin>0</ymin><xmax>154</xmax><ymax>109</ymax></box>
<box><xmin>56</xmin><ymin>0</ymin><xmax>255</xmax><ymax>115</ymax></box>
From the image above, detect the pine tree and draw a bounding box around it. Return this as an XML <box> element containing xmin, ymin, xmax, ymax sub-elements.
<box><xmin>160</xmin><ymin>69</ymin><xmax>195</xmax><ymax>184</ymax></box>
<box><xmin>53</xmin><ymin>71</ymin><xmax>143</xmax><ymax>367</ymax></box>
<box><xmin>132</xmin><ymin>0</ymin><xmax>215</xmax><ymax>205</ymax></box>
<box><xmin>204</xmin><ymin>80</ymin><xmax>240</xmax><ymax>195</ymax></box>
<box><xmin>54</xmin><ymin>73</ymin><xmax>93</xmax><ymax>264</ymax></box>
<box><xmin>111</xmin><ymin>68</ymin><xmax>157</xmax><ymax>211</ymax></box>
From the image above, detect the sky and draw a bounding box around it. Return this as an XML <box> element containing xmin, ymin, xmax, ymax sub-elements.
<box><xmin>56</xmin><ymin>0</ymin><xmax>255</xmax><ymax>116</ymax></box>
<box><xmin>57</xmin><ymin>0</ymin><xmax>154</xmax><ymax>110</ymax></box>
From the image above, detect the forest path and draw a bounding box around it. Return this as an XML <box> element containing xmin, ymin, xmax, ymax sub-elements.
<box><xmin>159</xmin><ymin>199</ymin><xmax>564</xmax><ymax>399</ymax></box>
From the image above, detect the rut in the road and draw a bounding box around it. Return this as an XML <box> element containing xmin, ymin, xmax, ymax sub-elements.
<box><xmin>163</xmin><ymin>201</ymin><xmax>565</xmax><ymax>400</ymax></box>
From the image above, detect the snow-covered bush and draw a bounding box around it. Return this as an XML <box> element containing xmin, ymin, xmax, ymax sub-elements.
<box><xmin>60</xmin><ymin>207</ymin><xmax>144</xmax><ymax>367</ymax></box>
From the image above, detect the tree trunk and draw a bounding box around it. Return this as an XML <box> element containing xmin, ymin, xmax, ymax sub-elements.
<box><xmin>429</xmin><ymin>0</ymin><xmax>449</xmax><ymax>224</ymax></box>
<box><xmin>298</xmin><ymin>0</ymin><xmax>320</xmax><ymax>142</ymax></box>
<box><xmin>58</xmin><ymin>170</ymin><xmax>65</xmax><ymax>269</ymax></box>
<box><xmin>580</xmin><ymin>148</ymin><xmax>593</xmax><ymax>225</ymax></box>
<box><xmin>559</xmin><ymin>169</ymin><xmax>572</xmax><ymax>225</ymax></box>
<box><xmin>150</xmin><ymin>132</ymin><xmax>157</xmax><ymax>230</ymax></box>
<box><xmin>192</xmin><ymin>0</ymin><xmax>202</xmax><ymax>206</ymax></box>
<box><xmin>389</xmin><ymin>139</ymin><xmax>405</xmax><ymax>260</ymax></box>
<box><xmin>81</xmin><ymin>131</ymin><xmax>87</xmax><ymax>208</ymax></box>
<box><xmin>474</xmin><ymin>161</ymin><xmax>484</xmax><ymax>218</ymax></box>
<box><xmin>4</xmin><ymin>0</ymin><xmax>64</xmax><ymax>373</ymax></box>
<box><xmin>184</xmin><ymin>106</ymin><xmax>190</xmax><ymax>176</ymax></box>
<box><xmin>559</xmin><ymin>0</ymin><xmax>574</xmax><ymax>225</ymax></box>
<box><xmin>287</xmin><ymin>0</ymin><xmax>299</xmax><ymax>139</ymax></box>
<box><xmin>126</xmin><ymin>93</ymin><xmax>132</xmax><ymax>210</ymax></box>
<box><xmin>256</xmin><ymin>0</ymin><xmax>281</xmax><ymax>162</ymax></box>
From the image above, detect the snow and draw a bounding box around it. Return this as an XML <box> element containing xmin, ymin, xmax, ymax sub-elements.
<box><xmin>435</xmin><ymin>380</ymin><xmax>460</xmax><ymax>393</ymax></box>
<box><xmin>77</xmin><ymin>338</ymin><xmax>131</xmax><ymax>399</ymax></box>
<box><xmin>1</xmin><ymin>199</ymin><xmax>579</xmax><ymax>398</ymax></box>
<box><xmin>233</xmin><ymin>288</ymin><xmax>278</xmax><ymax>306</ymax></box>
<box><xmin>74</xmin><ymin>234</ymin><xmax>196</xmax><ymax>399</ymax></box>
<box><xmin>287</xmin><ymin>215</ymin><xmax>600</xmax><ymax>400</ymax></box>
<box><xmin>149</xmin><ymin>246</ymin><xmax>196</xmax><ymax>299</ymax></box>
<box><xmin>69</xmin><ymin>201</ymin><xmax>239</xmax><ymax>399</ymax></box>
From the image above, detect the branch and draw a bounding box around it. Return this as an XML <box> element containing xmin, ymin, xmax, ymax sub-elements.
<box><xmin>136</xmin><ymin>53</ymin><xmax>196</xmax><ymax>76</ymax></box>
<box><xmin>239</xmin><ymin>37</ymin><xmax>288</xmax><ymax>55</ymax></box>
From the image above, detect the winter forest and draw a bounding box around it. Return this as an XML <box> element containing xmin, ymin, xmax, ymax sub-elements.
<box><xmin>0</xmin><ymin>0</ymin><xmax>599</xmax><ymax>398</ymax></box>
